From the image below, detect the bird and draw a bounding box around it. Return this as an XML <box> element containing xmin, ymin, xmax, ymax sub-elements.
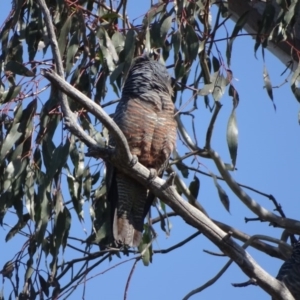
<box><xmin>273</xmin><ymin>240</ymin><xmax>300</xmax><ymax>300</ymax></box>
<box><xmin>106</xmin><ymin>55</ymin><xmax>177</xmax><ymax>248</ymax></box>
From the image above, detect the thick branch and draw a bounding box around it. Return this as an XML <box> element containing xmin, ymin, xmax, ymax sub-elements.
<box><xmin>132</xmin><ymin>164</ymin><xmax>292</xmax><ymax>299</ymax></box>
<box><xmin>41</xmin><ymin>61</ymin><xmax>294</xmax><ymax>300</ymax></box>
<box><xmin>41</xmin><ymin>69</ymin><xmax>132</xmax><ymax>163</ymax></box>
<box><xmin>37</xmin><ymin>1</ymin><xmax>294</xmax><ymax>296</ymax></box>
<box><xmin>151</xmin><ymin>212</ymin><xmax>287</xmax><ymax>260</ymax></box>
<box><xmin>209</xmin><ymin>148</ymin><xmax>300</xmax><ymax>234</ymax></box>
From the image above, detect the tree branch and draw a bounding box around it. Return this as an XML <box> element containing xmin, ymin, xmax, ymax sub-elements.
<box><xmin>41</xmin><ymin>69</ymin><xmax>132</xmax><ymax>163</ymax></box>
<box><xmin>209</xmin><ymin>148</ymin><xmax>300</xmax><ymax>234</ymax></box>
<box><xmin>37</xmin><ymin>1</ymin><xmax>295</xmax><ymax>297</ymax></box>
<box><xmin>40</xmin><ymin>58</ymin><xmax>295</xmax><ymax>300</ymax></box>
<box><xmin>183</xmin><ymin>234</ymin><xmax>294</xmax><ymax>300</ymax></box>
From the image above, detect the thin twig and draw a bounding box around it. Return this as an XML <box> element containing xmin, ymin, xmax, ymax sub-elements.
<box><xmin>205</xmin><ymin>101</ymin><xmax>222</xmax><ymax>149</ymax></box>
<box><xmin>124</xmin><ymin>258</ymin><xmax>141</xmax><ymax>300</ymax></box>
<box><xmin>153</xmin><ymin>231</ymin><xmax>201</xmax><ymax>254</ymax></box>
<box><xmin>209</xmin><ymin>148</ymin><xmax>300</xmax><ymax>234</ymax></box>
<box><xmin>183</xmin><ymin>234</ymin><xmax>291</xmax><ymax>300</ymax></box>
<box><xmin>203</xmin><ymin>249</ymin><xmax>226</xmax><ymax>256</ymax></box>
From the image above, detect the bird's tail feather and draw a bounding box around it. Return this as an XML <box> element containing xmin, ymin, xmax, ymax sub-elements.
<box><xmin>113</xmin><ymin>213</ymin><xmax>143</xmax><ymax>247</ymax></box>
<box><xmin>112</xmin><ymin>173</ymin><xmax>148</xmax><ymax>247</ymax></box>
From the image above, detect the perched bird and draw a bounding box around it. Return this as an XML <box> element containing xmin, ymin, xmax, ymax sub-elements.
<box><xmin>273</xmin><ymin>240</ymin><xmax>300</xmax><ymax>300</ymax></box>
<box><xmin>106</xmin><ymin>56</ymin><xmax>177</xmax><ymax>247</ymax></box>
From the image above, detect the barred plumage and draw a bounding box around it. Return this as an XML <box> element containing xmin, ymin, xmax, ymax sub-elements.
<box><xmin>106</xmin><ymin>56</ymin><xmax>177</xmax><ymax>247</ymax></box>
<box><xmin>273</xmin><ymin>241</ymin><xmax>300</xmax><ymax>300</ymax></box>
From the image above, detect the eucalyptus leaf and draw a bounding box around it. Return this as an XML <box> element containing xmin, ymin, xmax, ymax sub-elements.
<box><xmin>0</xmin><ymin>122</ymin><xmax>23</xmax><ymax>161</ymax></box>
<box><xmin>189</xmin><ymin>175</ymin><xmax>200</xmax><ymax>199</ymax></box>
<box><xmin>66</xmin><ymin>31</ymin><xmax>79</xmax><ymax>77</ymax></box>
<box><xmin>5</xmin><ymin>61</ymin><xmax>34</xmax><ymax>77</ymax></box>
<box><xmin>227</xmin><ymin>110</ymin><xmax>238</xmax><ymax>167</ymax></box>
<box><xmin>0</xmin><ymin>85</ymin><xmax>22</xmax><ymax>104</ymax></box>
<box><xmin>58</xmin><ymin>15</ymin><xmax>72</xmax><ymax>56</ymax></box>
<box><xmin>211</xmin><ymin>173</ymin><xmax>230</xmax><ymax>213</ymax></box>
<box><xmin>263</xmin><ymin>65</ymin><xmax>276</xmax><ymax>110</ymax></box>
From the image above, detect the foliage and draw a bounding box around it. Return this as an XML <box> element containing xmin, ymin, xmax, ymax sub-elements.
<box><xmin>0</xmin><ymin>0</ymin><xmax>299</xmax><ymax>299</ymax></box>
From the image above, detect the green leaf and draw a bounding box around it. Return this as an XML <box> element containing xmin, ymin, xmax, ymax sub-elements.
<box><xmin>101</xmin><ymin>12</ymin><xmax>119</xmax><ymax>21</ymax></box>
<box><xmin>5</xmin><ymin>214</ymin><xmax>30</xmax><ymax>242</ymax></box>
<box><xmin>47</xmin><ymin>139</ymin><xmax>71</xmax><ymax>180</ymax></box>
<box><xmin>0</xmin><ymin>122</ymin><xmax>23</xmax><ymax>161</ymax></box>
<box><xmin>212</xmin><ymin>74</ymin><xmax>227</xmax><ymax>102</ymax></box>
<box><xmin>211</xmin><ymin>173</ymin><xmax>230</xmax><ymax>213</ymax></box>
<box><xmin>160</xmin><ymin>15</ymin><xmax>172</xmax><ymax>41</ymax></box>
<box><xmin>142</xmin><ymin>3</ymin><xmax>166</xmax><ymax>28</ymax></box>
<box><xmin>263</xmin><ymin>65</ymin><xmax>276</xmax><ymax>110</ymax></box>
<box><xmin>189</xmin><ymin>176</ymin><xmax>200</xmax><ymax>199</ymax></box>
<box><xmin>3</xmin><ymin>159</ymin><xmax>23</xmax><ymax>191</ymax></box>
<box><xmin>228</xmin><ymin>84</ymin><xmax>239</xmax><ymax>109</ymax></box>
<box><xmin>110</xmin><ymin>62</ymin><xmax>124</xmax><ymax>85</ymax></box>
<box><xmin>231</xmin><ymin>10</ymin><xmax>249</xmax><ymax>39</ymax></box>
<box><xmin>227</xmin><ymin>110</ymin><xmax>238</xmax><ymax>168</ymax></box>
<box><xmin>5</xmin><ymin>61</ymin><xmax>34</xmax><ymax>77</ymax></box>
<box><xmin>176</xmin><ymin>162</ymin><xmax>189</xmax><ymax>178</ymax></box>
<box><xmin>212</xmin><ymin>56</ymin><xmax>220</xmax><ymax>73</ymax></box>
<box><xmin>254</xmin><ymin>3</ymin><xmax>275</xmax><ymax>58</ymax></box>
<box><xmin>0</xmin><ymin>261</ymin><xmax>14</xmax><ymax>279</ymax></box>
<box><xmin>25</xmin><ymin>11</ymin><xmax>43</xmax><ymax>62</ymax></box>
<box><xmin>54</xmin><ymin>206</ymin><xmax>71</xmax><ymax>253</ymax></box>
<box><xmin>226</xmin><ymin>10</ymin><xmax>249</xmax><ymax>66</ymax></box>
<box><xmin>182</xmin><ymin>24</ymin><xmax>198</xmax><ymax>62</ymax></box>
<box><xmin>6</xmin><ymin>33</ymin><xmax>23</xmax><ymax>63</ymax></box>
<box><xmin>25</xmin><ymin>165</ymin><xmax>35</xmax><ymax>220</ymax></box>
<box><xmin>0</xmin><ymin>85</ymin><xmax>22</xmax><ymax>104</ymax></box>
<box><xmin>25</xmin><ymin>258</ymin><xmax>34</xmax><ymax>281</ymax></box>
<box><xmin>97</xmin><ymin>27</ymin><xmax>118</xmax><ymax>72</ymax></box>
<box><xmin>36</xmin><ymin>176</ymin><xmax>51</xmax><ymax>246</ymax></box>
<box><xmin>198</xmin><ymin>83</ymin><xmax>214</xmax><ymax>96</ymax></box>
<box><xmin>19</xmin><ymin>98</ymin><xmax>37</xmax><ymax>131</ymax></box>
<box><xmin>67</xmin><ymin>174</ymin><xmax>84</xmax><ymax>221</ymax></box>
<box><xmin>39</xmin><ymin>274</ymin><xmax>49</xmax><ymax>297</ymax></box>
<box><xmin>139</xmin><ymin>225</ymin><xmax>153</xmax><ymax>266</ymax></box>
<box><xmin>83</xmin><ymin>167</ymin><xmax>92</xmax><ymax>200</ymax></box>
<box><xmin>291</xmin><ymin>62</ymin><xmax>300</xmax><ymax>104</ymax></box>
<box><xmin>254</xmin><ymin>36</ymin><xmax>261</xmax><ymax>59</ymax></box>
<box><xmin>76</xmin><ymin>141</ymin><xmax>85</xmax><ymax>179</ymax></box>
<box><xmin>0</xmin><ymin>19</ymin><xmax>12</xmax><ymax>61</ymax></box>
<box><xmin>69</xmin><ymin>135</ymin><xmax>79</xmax><ymax>170</ymax></box>
<box><xmin>91</xmin><ymin>171</ymin><xmax>101</xmax><ymax>185</ymax></box>
<box><xmin>219</xmin><ymin>1</ymin><xmax>229</xmax><ymax>17</ymax></box>
<box><xmin>122</xmin><ymin>29</ymin><xmax>136</xmax><ymax>84</ymax></box>
<box><xmin>66</xmin><ymin>31</ymin><xmax>79</xmax><ymax>77</ymax></box>
<box><xmin>111</xmin><ymin>31</ymin><xmax>125</xmax><ymax>54</ymax></box>
<box><xmin>283</xmin><ymin>1</ymin><xmax>298</xmax><ymax>26</ymax></box>
<box><xmin>33</xmin><ymin>147</ymin><xmax>42</xmax><ymax>169</ymax></box>
<box><xmin>58</xmin><ymin>15</ymin><xmax>73</xmax><ymax>56</ymax></box>
<box><xmin>172</xmin><ymin>30</ymin><xmax>181</xmax><ymax>56</ymax></box>
<box><xmin>260</xmin><ymin>3</ymin><xmax>276</xmax><ymax>35</ymax></box>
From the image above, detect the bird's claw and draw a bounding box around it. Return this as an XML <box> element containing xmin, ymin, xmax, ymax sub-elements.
<box><xmin>129</xmin><ymin>155</ymin><xmax>138</xmax><ymax>167</ymax></box>
<box><xmin>165</xmin><ymin>172</ymin><xmax>175</xmax><ymax>186</ymax></box>
<box><xmin>148</xmin><ymin>168</ymin><xmax>157</xmax><ymax>182</ymax></box>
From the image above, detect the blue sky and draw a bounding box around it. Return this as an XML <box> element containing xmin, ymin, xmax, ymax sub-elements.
<box><xmin>0</xmin><ymin>1</ymin><xmax>299</xmax><ymax>300</ymax></box>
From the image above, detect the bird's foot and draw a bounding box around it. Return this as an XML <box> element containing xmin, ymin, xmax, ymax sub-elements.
<box><xmin>165</xmin><ymin>172</ymin><xmax>175</xmax><ymax>186</ymax></box>
<box><xmin>148</xmin><ymin>168</ymin><xmax>157</xmax><ymax>183</ymax></box>
<box><xmin>129</xmin><ymin>155</ymin><xmax>138</xmax><ymax>167</ymax></box>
